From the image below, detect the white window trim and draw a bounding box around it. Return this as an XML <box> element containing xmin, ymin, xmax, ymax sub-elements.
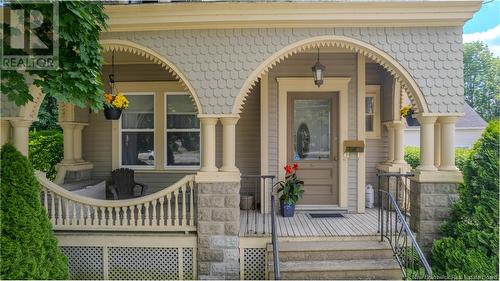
<box><xmin>365</xmin><ymin>85</ymin><xmax>381</xmax><ymax>139</ymax></box>
<box><xmin>164</xmin><ymin>92</ymin><xmax>201</xmax><ymax>170</ymax></box>
<box><xmin>119</xmin><ymin>92</ymin><xmax>156</xmax><ymax>170</ymax></box>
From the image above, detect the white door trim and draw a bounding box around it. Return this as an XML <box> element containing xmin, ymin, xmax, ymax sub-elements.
<box><xmin>277</xmin><ymin>77</ymin><xmax>351</xmax><ymax>208</ymax></box>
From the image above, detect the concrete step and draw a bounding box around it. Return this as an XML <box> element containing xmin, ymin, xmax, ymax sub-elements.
<box><xmin>268</xmin><ymin>240</ymin><xmax>394</xmax><ymax>261</ymax></box>
<box><xmin>269</xmin><ymin>259</ymin><xmax>402</xmax><ymax>280</ymax></box>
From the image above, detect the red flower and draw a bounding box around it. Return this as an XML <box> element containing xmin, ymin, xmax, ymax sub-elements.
<box><xmin>293</xmin><ymin>163</ymin><xmax>299</xmax><ymax>171</ymax></box>
<box><xmin>284</xmin><ymin>164</ymin><xmax>292</xmax><ymax>174</ymax></box>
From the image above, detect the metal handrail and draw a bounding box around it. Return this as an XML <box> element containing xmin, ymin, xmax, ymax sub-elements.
<box><xmin>377</xmin><ymin>172</ymin><xmax>432</xmax><ymax>280</ymax></box>
<box><xmin>270</xmin><ymin>183</ymin><xmax>280</xmax><ymax>280</ymax></box>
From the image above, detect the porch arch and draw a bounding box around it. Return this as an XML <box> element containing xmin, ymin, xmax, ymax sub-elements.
<box><xmin>232</xmin><ymin>35</ymin><xmax>429</xmax><ymax>115</ymax></box>
<box><xmin>100</xmin><ymin>39</ymin><xmax>203</xmax><ymax>114</ymax></box>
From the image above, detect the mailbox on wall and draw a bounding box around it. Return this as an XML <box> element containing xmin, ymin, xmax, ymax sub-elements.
<box><xmin>343</xmin><ymin>140</ymin><xmax>365</xmax><ymax>153</ymax></box>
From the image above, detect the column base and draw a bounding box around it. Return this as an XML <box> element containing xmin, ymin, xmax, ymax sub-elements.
<box><xmin>415</xmin><ymin>165</ymin><xmax>438</xmax><ymax>172</ymax></box>
<box><xmin>55</xmin><ymin>161</ymin><xmax>94</xmax><ymax>185</ymax></box>
<box><xmin>438</xmin><ymin>165</ymin><xmax>459</xmax><ymax>172</ymax></box>
<box><xmin>411</xmin><ymin>170</ymin><xmax>463</xmax><ymax>183</ymax></box>
<box><xmin>196</xmin><ymin>171</ymin><xmax>241</xmax><ymax>183</ymax></box>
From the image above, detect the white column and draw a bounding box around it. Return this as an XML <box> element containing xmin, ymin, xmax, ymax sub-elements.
<box><xmin>199</xmin><ymin>117</ymin><xmax>218</xmax><ymax>172</ymax></box>
<box><xmin>384</xmin><ymin>122</ymin><xmax>395</xmax><ymax>163</ymax></box>
<box><xmin>220</xmin><ymin>116</ymin><xmax>240</xmax><ymax>172</ymax></box>
<box><xmin>60</xmin><ymin>122</ymin><xmax>76</xmax><ymax>164</ymax></box>
<box><xmin>416</xmin><ymin>116</ymin><xmax>437</xmax><ymax>171</ymax></box>
<box><xmin>393</xmin><ymin>121</ymin><xmax>405</xmax><ymax>164</ymax></box>
<box><xmin>9</xmin><ymin>120</ymin><xmax>32</xmax><ymax>156</ymax></box>
<box><xmin>434</xmin><ymin>121</ymin><xmax>441</xmax><ymax>168</ymax></box>
<box><xmin>439</xmin><ymin>116</ymin><xmax>459</xmax><ymax>171</ymax></box>
<box><xmin>73</xmin><ymin>123</ymin><xmax>86</xmax><ymax>162</ymax></box>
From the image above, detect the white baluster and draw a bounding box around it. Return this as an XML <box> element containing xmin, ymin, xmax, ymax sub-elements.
<box><xmin>79</xmin><ymin>203</ymin><xmax>84</xmax><ymax>225</ymax></box>
<box><xmin>92</xmin><ymin>206</ymin><xmax>98</xmax><ymax>226</ymax></box>
<box><xmin>166</xmin><ymin>194</ymin><xmax>172</xmax><ymax>226</ymax></box>
<box><xmin>137</xmin><ymin>204</ymin><xmax>143</xmax><ymax>226</ymax></box>
<box><xmin>131</xmin><ymin>205</ymin><xmax>136</xmax><ymax>226</ymax></box>
<box><xmin>114</xmin><ymin>207</ymin><xmax>119</xmax><ymax>226</ymax></box>
<box><xmin>120</xmin><ymin>207</ymin><xmax>126</xmax><ymax>226</ymax></box>
<box><xmin>144</xmin><ymin>202</ymin><xmax>150</xmax><ymax>226</ymax></box>
<box><xmin>174</xmin><ymin>190</ymin><xmax>179</xmax><ymax>226</ymax></box>
<box><xmin>57</xmin><ymin>196</ymin><xmax>63</xmax><ymax>226</ymax></box>
<box><xmin>72</xmin><ymin>202</ymin><xmax>77</xmax><ymax>225</ymax></box>
<box><xmin>43</xmin><ymin>189</ymin><xmax>48</xmax><ymax>213</ymax></box>
<box><xmin>152</xmin><ymin>199</ymin><xmax>157</xmax><ymax>226</ymax></box>
<box><xmin>64</xmin><ymin>199</ymin><xmax>70</xmax><ymax>226</ymax></box>
<box><xmin>189</xmin><ymin>182</ymin><xmax>194</xmax><ymax>226</ymax></box>
<box><xmin>98</xmin><ymin>207</ymin><xmax>104</xmax><ymax>226</ymax></box>
<box><xmin>159</xmin><ymin>197</ymin><xmax>165</xmax><ymax>226</ymax></box>
<box><xmin>181</xmin><ymin>185</ymin><xmax>187</xmax><ymax>226</ymax></box>
<box><xmin>106</xmin><ymin>207</ymin><xmax>111</xmax><ymax>225</ymax></box>
<box><xmin>50</xmin><ymin>192</ymin><xmax>55</xmax><ymax>224</ymax></box>
<box><xmin>84</xmin><ymin>205</ymin><xmax>90</xmax><ymax>226</ymax></box>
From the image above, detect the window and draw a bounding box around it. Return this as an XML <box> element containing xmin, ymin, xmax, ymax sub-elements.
<box><xmin>120</xmin><ymin>93</ymin><xmax>155</xmax><ymax>168</ymax></box>
<box><xmin>365</xmin><ymin>85</ymin><xmax>381</xmax><ymax>139</ymax></box>
<box><xmin>165</xmin><ymin>93</ymin><xmax>200</xmax><ymax>168</ymax></box>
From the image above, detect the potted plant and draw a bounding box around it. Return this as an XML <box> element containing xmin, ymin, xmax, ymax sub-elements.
<box><xmin>103</xmin><ymin>92</ymin><xmax>129</xmax><ymax>120</ymax></box>
<box><xmin>400</xmin><ymin>105</ymin><xmax>419</xmax><ymax>126</ymax></box>
<box><xmin>276</xmin><ymin>163</ymin><xmax>304</xmax><ymax>217</ymax></box>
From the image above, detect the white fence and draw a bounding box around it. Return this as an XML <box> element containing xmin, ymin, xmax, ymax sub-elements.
<box><xmin>36</xmin><ymin>172</ymin><xmax>196</xmax><ymax>232</ymax></box>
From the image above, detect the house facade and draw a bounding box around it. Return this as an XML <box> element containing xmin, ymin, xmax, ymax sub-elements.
<box><xmin>0</xmin><ymin>1</ymin><xmax>482</xmax><ymax>279</ymax></box>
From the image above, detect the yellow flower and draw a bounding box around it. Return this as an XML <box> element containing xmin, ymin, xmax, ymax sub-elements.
<box><xmin>112</xmin><ymin>94</ymin><xmax>129</xmax><ymax>110</ymax></box>
<box><xmin>400</xmin><ymin>105</ymin><xmax>411</xmax><ymax>117</ymax></box>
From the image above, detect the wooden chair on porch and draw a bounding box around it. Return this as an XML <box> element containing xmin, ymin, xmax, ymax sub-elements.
<box><xmin>106</xmin><ymin>168</ymin><xmax>147</xmax><ymax>200</ymax></box>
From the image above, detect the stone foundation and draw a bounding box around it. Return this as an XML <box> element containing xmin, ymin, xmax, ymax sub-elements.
<box><xmin>197</xmin><ymin>182</ymin><xmax>240</xmax><ymax>280</ymax></box>
<box><xmin>410</xmin><ymin>180</ymin><xmax>459</xmax><ymax>254</ymax></box>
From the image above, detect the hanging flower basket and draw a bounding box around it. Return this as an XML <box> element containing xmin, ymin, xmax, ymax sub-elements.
<box><xmin>103</xmin><ymin>92</ymin><xmax>129</xmax><ymax>120</ymax></box>
<box><xmin>400</xmin><ymin>105</ymin><xmax>419</xmax><ymax>127</ymax></box>
<box><xmin>104</xmin><ymin>107</ymin><xmax>122</xmax><ymax>120</ymax></box>
<box><xmin>405</xmin><ymin>114</ymin><xmax>420</xmax><ymax>126</ymax></box>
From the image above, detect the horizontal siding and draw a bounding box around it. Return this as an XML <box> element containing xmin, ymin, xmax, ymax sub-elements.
<box><xmin>83</xmin><ymin>112</ymin><xmax>112</xmax><ymax>181</ymax></box>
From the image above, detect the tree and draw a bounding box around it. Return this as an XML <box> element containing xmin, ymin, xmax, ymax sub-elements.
<box><xmin>463</xmin><ymin>42</ymin><xmax>500</xmax><ymax>121</ymax></box>
<box><xmin>31</xmin><ymin>96</ymin><xmax>60</xmax><ymax>131</ymax></box>
<box><xmin>431</xmin><ymin>120</ymin><xmax>499</xmax><ymax>279</ymax></box>
<box><xmin>0</xmin><ymin>144</ymin><xmax>69</xmax><ymax>279</ymax></box>
<box><xmin>1</xmin><ymin>1</ymin><xmax>107</xmax><ymax>111</ymax></box>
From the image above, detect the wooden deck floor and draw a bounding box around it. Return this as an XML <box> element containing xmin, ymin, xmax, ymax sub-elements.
<box><xmin>240</xmin><ymin>208</ymin><xmax>381</xmax><ymax>237</ymax></box>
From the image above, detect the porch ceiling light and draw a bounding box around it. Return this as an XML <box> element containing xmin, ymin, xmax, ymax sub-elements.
<box><xmin>312</xmin><ymin>48</ymin><xmax>325</xmax><ymax>87</ymax></box>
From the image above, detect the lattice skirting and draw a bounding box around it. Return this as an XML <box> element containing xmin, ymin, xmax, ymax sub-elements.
<box><xmin>57</xmin><ymin>234</ymin><xmax>196</xmax><ymax>280</ymax></box>
<box><xmin>241</xmin><ymin>247</ymin><xmax>267</xmax><ymax>280</ymax></box>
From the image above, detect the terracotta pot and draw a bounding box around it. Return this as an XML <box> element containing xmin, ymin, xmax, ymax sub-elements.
<box><xmin>240</xmin><ymin>195</ymin><xmax>254</xmax><ymax>210</ymax></box>
<box><xmin>280</xmin><ymin>200</ymin><xmax>296</xmax><ymax>217</ymax></box>
<box><xmin>104</xmin><ymin>108</ymin><xmax>122</xmax><ymax>120</ymax></box>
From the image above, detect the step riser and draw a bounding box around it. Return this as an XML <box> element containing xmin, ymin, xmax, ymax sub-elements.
<box><xmin>269</xmin><ymin>249</ymin><xmax>394</xmax><ymax>261</ymax></box>
<box><xmin>270</xmin><ymin>269</ymin><xmax>402</xmax><ymax>280</ymax></box>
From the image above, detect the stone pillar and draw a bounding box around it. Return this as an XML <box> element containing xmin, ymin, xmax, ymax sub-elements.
<box><xmin>393</xmin><ymin>121</ymin><xmax>405</xmax><ymax>164</ymax></box>
<box><xmin>199</xmin><ymin>117</ymin><xmax>218</xmax><ymax>172</ymax></box>
<box><xmin>434</xmin><ymin>121</ymin><xmax>441</xmax><ymax>168</ymax></box>
<box><xmin>410</xmin><ymin>180</ymin><xmax>459</xmax><ymax>254</ymax></box>
<box><xmin>197</xmin><ymin>182</ymin><xmax>240</xmax><ymax>280</ymax></box>
<box><xmin>10</xmin><ymin>120</ymin><xmax>32</xmax><ymax>156</ymax></box>
<box><xmin>219</xmin><ymin>116</ymin><xmax>239</xmax><ymax>172</ymax></box>
<box><xmin>60</xmin><ymin>122</ymin><xmax>76</xmax><ymax>164</ymax></box>
<box><xmin>416</xmin><ymin>116</ymin><xmax>437</xmax><ymax>171</ymax></box>
<box><xmin>1</xmin><ymin>119</ymin><xmax>12</xmax><ymax>146</ymax></box>
<box><xmin>439</xmin><ymin>116</ymin><xmax>459</xmax><ymax>171</ymax></box>
<box><xmin>73</xmin><ymin>123</ymin><xmax>86</xmax><ymax>162</ymax></box>
<box><xmin>384</xmin><ymin>122</ymin><xmax>395</xmax><ymax>163</ymax></box>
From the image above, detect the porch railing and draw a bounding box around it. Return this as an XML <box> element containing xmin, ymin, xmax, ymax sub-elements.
<box><xmin>240</xmin><ymin>175</ymin><xmax>275</xmax><ymax>235</ymax></box>
<box><xmin>36</xmin><ymin>171</ymin><xmax>196</xmax><ymax>232</ymax></box>
<box><xmin>377</xmin><ymin>173</ymin><xmax>432</xmax><ymax>280</ymax></box>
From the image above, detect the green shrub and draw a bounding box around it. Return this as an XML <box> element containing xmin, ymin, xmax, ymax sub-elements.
<box><xmin>404</xmin><ymin>146</ymin><xmax>471</xmax><ymax>171</ymax></box>
<box><xmin>0</xmin><ymin>144</ymin><xmax>69</xmax><ymax>279</ymax></box>
<box><xmin>29</xmin><ymin>130</ymin><xmax>63</xmax><ymax>180</ymax></box>
<box><xmin>431</xmin><ymin>120</ymin><xmax>499</xmax><ymax>279</ymax></box>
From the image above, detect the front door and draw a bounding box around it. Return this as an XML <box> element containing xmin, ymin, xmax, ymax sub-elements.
<box><xmin>287</xmin><ymin>92</ymin><xmax>339</xmax><ymax>205</ymax></box>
